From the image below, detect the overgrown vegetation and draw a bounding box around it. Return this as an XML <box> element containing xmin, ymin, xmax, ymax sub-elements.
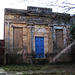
<box><xmin>70</xmin><ymin>25</ymin><xmax>75</xmax><ymax>40</ymax></box>
<box><xmin>1</xmin><ymin>63</ymin><xmax>75</xmax><ymax>71</ymax></box>
<box><xmin>1</xmin><ymin>63</ymin><xmax>75</xmax><ymax>75</ymax></box>
<box><xmin>2</xmin><ymin>65</ymin><xmax>43</xmax><ymax>71</ymax></box>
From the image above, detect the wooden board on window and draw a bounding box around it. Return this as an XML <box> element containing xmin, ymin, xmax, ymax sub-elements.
<box><xmin>56</xmin><ymin>29</ymin><xmax>64</xmax><ymax>49</ymax></box>
<box><xmin>13</xmin><ymin>27</ymin><xmax>23</xmax><ymax>49</ymax></box>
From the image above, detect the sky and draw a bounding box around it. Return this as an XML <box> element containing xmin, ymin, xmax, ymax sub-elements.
<box><xmin>0</xmin><ymin>0</ymin><xmax>75</xmax><ymax>39</ymax></box>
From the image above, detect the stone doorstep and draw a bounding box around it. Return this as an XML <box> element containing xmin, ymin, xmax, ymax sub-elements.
<box><xmin>16</xmin><ymin>72</ymin><xmax>23</xmax><ymax>75</ymax></box>
<box><xmin>7</xmin><ymin>72</ymin><xmax>23</xmax><ymax>75</ymax></box>
<box><xmin>0</xmin><ymin>68</ymin><xmax>8</xmax><ymax>75</ymax></box>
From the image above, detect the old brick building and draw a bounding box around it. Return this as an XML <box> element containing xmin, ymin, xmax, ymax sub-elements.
<box><xmin>4</xmin><ymin>6</ymin><xmax>71</xmax><ymax>64</ymax></box>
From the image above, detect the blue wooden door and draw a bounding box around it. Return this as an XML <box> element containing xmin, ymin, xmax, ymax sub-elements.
<box><xmin>35</xmin><ymin>37</ymin><xmax>44</xmax><ymax>58</ymax></box>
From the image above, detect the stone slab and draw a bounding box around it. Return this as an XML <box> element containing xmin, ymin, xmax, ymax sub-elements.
<box><xmin>0</xmin><ymin>68</ymin><xmax>7</xmax><ymax>75</ymax></box>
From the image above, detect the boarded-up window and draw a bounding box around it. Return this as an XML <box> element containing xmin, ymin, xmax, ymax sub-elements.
<box><xmin>13</xmin><ymin>28</ymin><xmax>23</xmax><ymax>49</ymax></box>
<box><xmin>56</xmin><ymin>29</ymin><xmax>64</xmax><ymax>49</ymax></box>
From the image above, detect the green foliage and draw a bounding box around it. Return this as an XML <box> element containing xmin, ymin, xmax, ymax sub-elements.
<box><xmin>2</xmin><ymin>65</ymin><xmax>43</xmax><ymax>71</ymax></box>
<box><xmin>70</xmin><ymin>25</ymin><xmax>75</xmax><ymax>40</ymax></box>
<box><xmin>22</xmin><ymin>72</ymin><xmax>28</xmax><ymax>75</ymax></box>
<box><xmin>2</xmin><ymin>64</ymin><xmax>75</xmax><ymax>75</ymax></box>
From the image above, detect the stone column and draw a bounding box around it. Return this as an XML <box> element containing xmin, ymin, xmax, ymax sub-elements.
<box><xmin>48</xmin><ymin>26</ymin><xmax>53</xmax><ymax>53</ymax></box>
<box><xmin>48</xmin><ymin>25</ymin><xmax>53</xmax><ymax>63</ymax></box>
<box><xmin>27</xmin><ymin>25</ymin><xmax>32</xmax><ymax>53</ymax></box>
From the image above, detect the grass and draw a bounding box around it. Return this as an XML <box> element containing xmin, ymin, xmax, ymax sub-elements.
<box><xmin>22</xmin><ymin>72</ymin><xmax>28</xmax><ymax>75</ymax></box>
<box><xmin>0</xmin><ymin>63</ymin><xmax>75</xmax><ymax>75</ymax></box>
<box><xmin>2</xmin><ymin>65</ymin><xmax>44</xmax><ymax>71</ymax></box>
<box><xmin>1</xmin><ymin>63</ymin><xmax>75</xmax><ymax>72</ymax></box>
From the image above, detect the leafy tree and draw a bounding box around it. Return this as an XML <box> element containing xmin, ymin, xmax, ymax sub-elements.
<box><xmin>70</xmin><ymin>25</ymin><xmax>75</xmax><ymax>40</ymax></box>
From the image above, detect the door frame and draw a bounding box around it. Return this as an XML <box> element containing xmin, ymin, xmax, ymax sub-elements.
<box><xmin>9</xmin><ymin>23</ymin><xmax>27</xmax><ymax>51</ymax></box>
<box><xmin>56</xmin><ymin>29</ymin><xmax>64</xmax><ymax>49</ymax></box>
<box><xmin>13</xmin><ymin>27</ymin><xmax>23</xmax><ymax>49</ymax></box>
<box><xmin>53</xmin><ymin>26</ymin><xmax>67</xmax><ymax>48</ymax></box>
